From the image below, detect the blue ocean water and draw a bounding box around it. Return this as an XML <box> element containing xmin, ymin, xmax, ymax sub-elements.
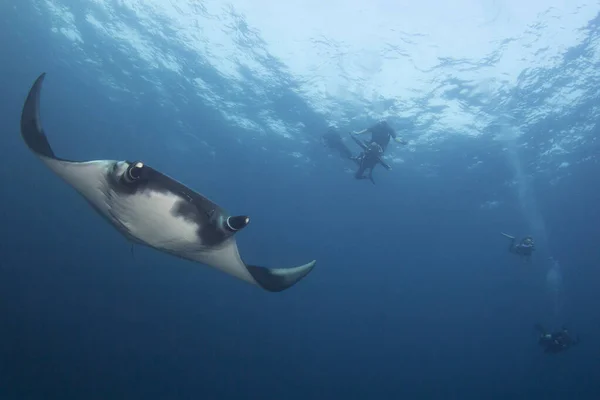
<box><xmin>1</xmin><ymin>1</ymin><xmax>600</xmax><ymax>399</ymax></box>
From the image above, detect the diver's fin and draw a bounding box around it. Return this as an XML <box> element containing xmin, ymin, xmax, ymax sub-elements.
<box><xmin>246</xmin><ymin>260</ymin><xmax>316</xmax><ymax>292</ymax></box>
<box><xmin>369</xmin><ymin>171</ymin><xmax>375</xmax><ymax>184</ymax></box>
<box><xmin>501</xmin><ymin>232</ymin><xmax>515</xmax><ymax>239</ymax></box>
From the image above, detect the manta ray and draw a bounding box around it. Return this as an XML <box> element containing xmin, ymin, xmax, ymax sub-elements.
<box><xmin>19</xmin><ymin>73</ymin><xmax>316</xmax><ymax>292</ymax></box>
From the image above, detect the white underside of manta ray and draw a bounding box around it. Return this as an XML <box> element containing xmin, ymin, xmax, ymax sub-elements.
<box><xmin>20</xmin><ymin>72</ymin><xmax>316</xmax><ymax>292</ymax></box>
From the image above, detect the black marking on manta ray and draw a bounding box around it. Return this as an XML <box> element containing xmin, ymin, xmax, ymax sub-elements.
<box><xmin>105</xmin><ymin>162</ymin><xmax>236</xmax><ymax>247</ymax></box>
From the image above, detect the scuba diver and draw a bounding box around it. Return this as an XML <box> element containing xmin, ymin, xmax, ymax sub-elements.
<box><xmin>321</xmin><ymin>128</ymin><xmax>386</xmax><ymax>184</ymax></box>
<box><xmin>321</xmin><ymin>123</ymin><xmax>405</xmax><ymax>184</ymax></box>
<box><xmin>535</xmin><ymin>324</ymin><xmax>579</xmax><ymax>354</ymax></box>
<box><xmin>501</xmin><ymin>233</ymin><xmax>535</xmax><ymax>262</ymax></box>
<box><xmin>351</xmin><ymin>120</ymin><xmax>407</xmax><ymax>151</ymax></box>
<box><xmin>348</xmin><ymin>120</ymin><xmax>407</xmax><ymax>184</ymax></box>
<box><xmin>352</xmin><ymin>141</ymin><xmax>386</xmax><ymax>184</ymax></box>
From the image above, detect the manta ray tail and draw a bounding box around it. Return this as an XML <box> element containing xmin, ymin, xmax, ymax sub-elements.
<box><xmin>246</xmin><ymin>260</ymin><xmax>316</xmax><ymax>292</ymax></box>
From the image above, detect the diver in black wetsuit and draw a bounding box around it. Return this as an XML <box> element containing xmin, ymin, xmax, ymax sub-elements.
<box><xmin>535</xmin><ymin>324</ymin><xmax>579</xmax><ymax>354</ymax></box>
<box><xmin>351</xmin><ymin>120</ymin><xmax>407</xmax><ymax>151</ymax></box>
<box><xmin>501</xmin><ymin>233</ymin><xmax>535</xmax><ymax>262</ymax></box>
<box><xmin>321</xmin><ymin>128</ymin><xmax>381</xmax><ymax>183</ymax></box>
<box><xmin>353</xmin><ymin>141</ymin><xmax>384</xmax><ymax>184</ymax></box>
<box><xmin>322</xmin><ymin>123</ymin><xmax>403</xmax><ymax>184</ymax></box>
<box><xmin>349</xmin><ymin>120</ymin><xmax>407</xmax><ymax>183</ymax></box>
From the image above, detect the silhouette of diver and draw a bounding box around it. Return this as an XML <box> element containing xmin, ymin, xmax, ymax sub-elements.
<box><xmin>535</xmin><ymin>324</ymin><xmax>579</xmax><ymax>354</ymax></box>
<box><xmin>351</xmin><ymin>141</ymin><xmax>385</xmax><ymax>184</ymax></box>
<box><xmin>351</xmin><ymin>120</ymin><xmax>407</xmax><ymax>151</ymax></box>
<box><xmin>501</xmin><ymin>233</ymin><xmax>535</xmax><ymax>262</ymax></box>
<box><xmin>321</xmin><ymin>128</ymin><xmax>391</xmax><ymax>184</ymax></box>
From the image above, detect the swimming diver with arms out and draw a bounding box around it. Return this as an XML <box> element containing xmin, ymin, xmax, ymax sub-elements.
<box><xmin>535</xmin><ymin>324</ymin><xmax>579</xmax><ymax>354</ymax></box>
<box><xmin>501</xmin><ymin>232</ymin><xmax>535</xmax><ymax>262</ymax></box>
<box><xmin>351</xmin><ymin>120</ymin><xmax>407</xmax><ymax>151</ymax></box>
